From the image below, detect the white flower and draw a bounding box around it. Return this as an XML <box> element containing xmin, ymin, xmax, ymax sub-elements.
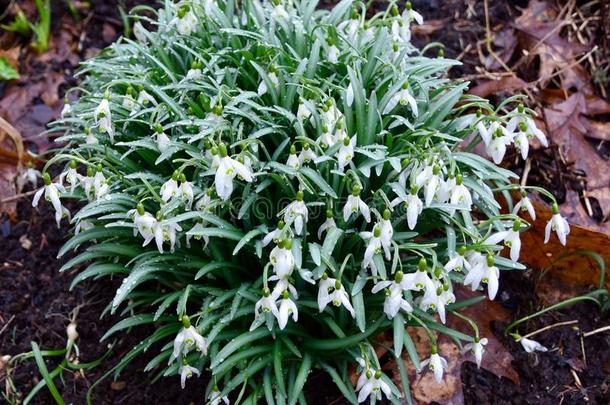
<box><xmin>296</xmin><ymin>99</ymin><xmax>313</xmax><ymax>122</ymax></box>
<box><xmin>169</xmin><ymin>317</ymin><xmax>207</xmax><ymax>364</ymax></box>
<box><xmin>208</xmin><ymin>387</ymin><xmax>230</xmax><ymax>405</ymax></box>
<box><xmin>403</xmin><ymin>4</ymin><xmax>424</xmax><ymax>25</ymax></box>
<box><xmin>131</xmin><ymin>205</ymin><xmax>156</xmax><ymax>240</ymax></box>
<box><xmin>513</xmin><ymin>129</ymin><xmax>530</xmax><ymax>160</ymax></box>
<box><xmin>146</xmin><ymin>218</ymin><xmax>182</xmax><ymax>254</ymax></box>
<box><xmin>186</xmin><ymin>222</ymin><xmax>210</xmax><ymax>248</ymax></box>
<box><xmin>268</xmin><ymin>276</ymin><xmax>298</xmax><ymax>300</ymax></box>
<box><xmin>269</xmin><ymin>239</ymin><xmax>295</xmax><ymax>278</ymax></box>
<box><xmin>59</xmin><ymin>162</ymin><xmax>80</xmax><ymax>194</ymax></box>
<box><xmin>32</xmin><ymin>174</ymin><xmax>67</xmax><ymax>227</ymax></box>
<box><xmin>214</xmin><ymin>145</ymin><xmax>254</xmax><ymax>201</ymax></box>
<box><xmin>356</xmin><ymin>369</ymin><xmax>391</xmax><ymax>403</ymax></box>
<box><xmin>85</xmin><ymin>128</ymin><xmax>98</xmax><ymax>144</ymax></box>
<box><xmin>544</xmin><ymin>204</ymin><xmax>570</xmax><ymax>246</ymax></box>
<box><xmin>343</xmin><ymin>188</ymin><xmax>371</xmax><ymax>223</ymax></box>
<box><xmin>437</xmin><ymin>175</ymin><xmax>456</xmax><ymax>204</ymax></box>
<box><xmin>383</xmin><ymin>83</ymin><xmax>418</xmax><ymax>116</ymax></box>
<box><xmin>258</xmin><ymin>71</ymin><xmax>279</xmax><ymax>96</ymax></box>
<box><xmin>372</xmin><ymin>273</ymin><xmax>413</xmax><ymax>319</ymax></box>
<box><xmin>286</xmin><ymin>146</ymin><xmax>300</xmax><ymax>170</ymax></box>
<box><xmin>485</xmin><ymin>123</ymin><xmax>513</xmax><ymax>164</ymax></box>
<box><xmin>272</xmin><ymin>3</ymin><xmax>290</xmax><ymax>21</ymax></box>
<box><xmin>160</xmin><ymin>175</ymin><xmax>180</xmax><ymax>203</ymax></box>
<box><xmin>17</xmin><ymin>166</ymin><xmax>41</xmax><ymax>190</ymax></box>
<box><xmin>173</xmin><ymin>7</ymin><xmax>198</xmax><ymax>36</ymax></box>
<box><xmin>391</xmin><ymin>186</ymin><xmax>423</xmax><ymax>230</ymax></box>
<box><xmin>93</xmin><ymin>97</ymin><xmax>114</xmax><ymax>143</ymax></box>
<box><xmin>186</xmin><ymin>68</ymin><xmax>203</xmax><ymax>80</ymax></box>
<box><xmin>463</xmin><ymin>254</ymin><xmax>500</xmax><ymax>300</ymax></box>
<box><xmin>283</xmin><ymin>192</ymin><xmax>308</xmax><ymax>235</ymax></box>
<box><xmin>419</xmin><ymin>281</ymin><xmax>455</xmax><ymax>324</ymax></box>
<box><xmin>379</xmin><ymin>211</ymin><xmax>394</xmax><ymax>257</ymax></box>
<box><xmin>60</xmin><ymin>101</ymin><xmax>71</xmax><ymax>119</ymax></box>
<box><xmin>449</xmin><ymin>174</ymin><xmax>472</xmax><ymax>212</ymax></box>
<box><xmin>337</xmin><ymin>136</ymin><xmax>356</xmax><ymax>172</ymax></box>
<box><xmin>317</xmin><ymin>275</ymin><xmax>355</xmax><ymax>317</ymax></box>
<box><xmin>156</xmin><ymin>129</ymin><xmax>171</xmax><ymax>153</ymax></box>
<box><xmin>122</xmin><ymin>91</ymin><xmax>136</xmax><ymax>110</ymax></box>
<box><xmin>423</xmin><ymin>165</ymin><xmax>442</xmax><ymax>207</ymax></box>
<box><xmin>463</xmin><ymin>338</ymin><xmax>488</xmax><ymax>368</ymax></box>
<box><xmin>179</xmin><ymin>362</ymin><xmax>200</xmax><ymax>389</ymax></box>
<box><xmin>338</xmin><ymin>17</ymin><xmax>360</xmax><ymax>43</ymax></box>
<box><xmin>519</xmin><ymin>337</ymin><xmax>548</xmax><ymax>353</ymax></box>
<box><xmin>195</xmin><ymin>189</ymin><xmax>214</xmax><ymax>212</ymax></box>
<box><xmin>401</xmin><ymin>259</ymin><xmax>434</xmax><ymax>292</ymax></box>
<box><xmin>136</xmin><ymin>89</ymin><xmax>157</xmax><ymax>109</ymax></box>
<box><xmin>179</xmin><ymin>179</ymin><xmax>194</xmax><ymax>209</ymax></box>
<box><xmin>360</xmin><ymin>227</ymin><xmax>382</xmax><ymax>275</ymax></box>
<box><xmin>421</xmin><ymin>351</ymin><xmax>448</xmax><ymax>383</ymax></box>
<box><xmin>506</xmin><ymin>107</ymin><xmax>548</xmax><ymax>148</ymax></box>
<box><xmin>276</xmin><ymin>292</ymin><xmax>298</xmax><ymax>330</ymax></box>
<box><xmin>327</xmin><ymin>44</ymin><xmax>340</xmax><ymax>63</ymax></box>
<box><xmin>74</xmin><ymin>220</ymin><xmax>94</xmax><ymax>235</ymax></box>
<box><xmin>254</xmin><ymin>289</ymin><xmax>280</xmax><ymax>320</ymax></box>
<box><xmin>512</xmin><ymin>193</ymin><xmax>536</xmax><ymax>220</ymax></box>
<box><xmin>443</xmin><ymin>248</ymin><xmax>470</xmax><ymax>272</ymax></box>
<box><xmin>298</xmin><ymin>144</ymin><xmax>316</xmax><ymax>164</ymax></box>
<box><xmin>318</xmin><ymin>210</ymin><xmax>336</xmax><ymax>239</ymax></box>
<box><xmin>485</xmin><ymin>221</ymin><xmax>522</xmax><ymax>262</ymax></box>
<box><xmin>262</xmin><ymin>221</ymin><xmax>286</xmax><ymax>247</ymax></box>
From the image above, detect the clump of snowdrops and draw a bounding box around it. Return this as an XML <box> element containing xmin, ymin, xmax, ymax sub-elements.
<box><xmin>35</xmin><ymin>0</ymin><xmax>570</xmax><ymax>403</ymax></box>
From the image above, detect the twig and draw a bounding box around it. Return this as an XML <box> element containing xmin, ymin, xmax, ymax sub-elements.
<box><xmin>582</xmin><ymin>324</ymin><xmax>610</xmax><ymax>337</ymax></box>
<box><xmin>0</xmin><ymin>315</ymin><xmax>16</xmax><ymax>337</ymax></box>
<box><xmin>523</xmin><ymin>319</ymin><xmax>578</xmax><ymax>339</ymax></box>
<box><xmin>0</xmin><ymin>189</ymin><xmax>38</xmax><ymax>204</ymax></box>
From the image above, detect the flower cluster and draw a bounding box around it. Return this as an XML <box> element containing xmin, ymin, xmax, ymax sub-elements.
<box><xmin>38</xmin><ymin>0</ymin><xmax>568</xmax><ymax>403</ymax></box>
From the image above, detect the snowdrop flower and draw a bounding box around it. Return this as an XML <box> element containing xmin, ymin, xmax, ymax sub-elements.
<box><xmin>80</xmin><ymin>167</ymin><xmax>95</xmax><ymax>200</ymax></box>
<box><xmin>147</xmin><ymin>215</ymin><xmax>182</xmax><ymax>254</ymax></box>
<box><xmin>271</xmin><ymin>0</ymin><xmax>290</xmax><ymax>22</ymax></box>
<box><xmin>59</xmin><ymin>161</ymin><xmax>79</xmax><ymax>194</ymax></box>
<box><xmin>486</xmin><ymin>125</ymin><xmax>513</xmax><ymax>164</ymax></box>
<box><xmin>321</xmin><ymin>100</ymin><xmax>343</xmax><ymax>129</ymax></box>
<box><xmin>286</xmin><ymin>145</ymin><xmax>300</xmax><ymax>169</ymax></box>
<box><xmin>403</xmin><ymin>2</ymin><xmax>424</xmax><ymax>25</ymax></box>
<box><xmin>317</xmin><ymin>274</ymin><xmax>355</xmax><ymax>317</ymax></box>
<box><xmin>449</xmin><ymin>174</ymin><xmax>472</xmax><ymax>213</ymax></box>
<box><xmin>337</xmin><ymin>136</ymin><xmax>356</xmax><ymax>172</ymax></box>
<box><xmin>172</xmin><ymin>5</ymin><xmax>198</xmax><ymax>36</ymax></box>
<box><xmin>269</xmin><ymin>239</ymin><xmax>295</xmax><ymax>278</ymax></box>
<box><xmin>421</xmin><ymin>348</ymin><xmax>447</xmax><ymax>383</ymax></box>
<box><xmin>463</xmin><ymin>338</ymin><xmax>488</xmax><ymax>368</ymax></box>
<box><xmin>296</xmin><ymin>99</ymin><xmax>313</xmax><ymax>122</ymax></box>
<box><xmin>17</xmin><ymin>164</ymin><xmax>41</xmax><ymax>190</ymax></box>
<box><xmin>513</xmin><ymin>123</ymin><xmax>530</xmax><ymax>160</ymax></box>
<box><xmin>283</xmin><ymin>191</ymin><xmax>308</xmax><ymax>235</ymax></box>
<box><xmin>276</xmin><ymin>291</ymin><xmax>298</xmax><ymax>330</ymax></box>
<box><xmin>391</xmin><ymin>18</ymin><xmax>411</xmax><ymax>44</ymax></box>
<box><xmin>327</xmin><ymin>40</ymin><xmax>340</xmax><ymax>64</ymax></box>
<box><xmin>298</xmin><ymin>143</ymin><xmax>316</xmax><ymax>165</ymax></box>
<box><xmin>444</xmin><ymin>246</ymin><xmax>470</xmax><ymax>272</ymax></box>
<box><xmin>215</xmin><ymin>143</ymin><xmax>254</xmax><ymax>201</ymax></box>
<box><xmin>392</xmin><ymin>186</ymin><xmax>423</xmax><ymax>230</ymax></box>
<box><xmin>60</xmin><ymin>98</ymin><xmax>71</xmax><ymax>119</ymax></box>
<box><xmin>463</xmin><ymin>253</ymin><xmax>499</xmax><ymax>300</ymax></box>
<box><xmin>254</xmin><ymin>288</ymin><xmax>280</xmax><ymax>320</ymax></box>
<box><xmin>379</xmin><ymin>209</ymin><xmax>394</xmax><ymax>255</ymax></box>
<box><xmin>33</xmin><ymin>173</ymin><xmax>68</xmax><ymax>227</ymax></box>
<box><xmin>169</xmin><ymin>316</ymin><xmax>207</xmax><ymax>364</ymax></box>
<box><xmin>179</xmin><ymin>360</ymin><xmax>200</xmax><ymax>389</ymax></box>
<box><xmin>91</xmin><ymin>164</ymin><xmax>107</xmax><ymax>197</ymax></box>
<box><xmin>371</xmin><ymin>272</ymin><xmax>413</xmax><ymax>319</ymax></box>
<box><xmin>338</xmin><ymin>14</ymin><xmax>360</xmax><ymax>43</ymax></box>
<box><xmin>343</xmin><ymin>186</ymin><xmax>371</xmax><ymax>223</ymax></box>
<box><xmin>122</xmin><ymin>87</ymin><xmax>136</xmax><ymax>110</ymax></box>
<box><xmin>436</xmin><ymin>175</ymin><xmax>455</xmax><ymax>204</ymax></box>
<box><xmin>485</xmin><ymin>220</ymin><xmax>522</xmax><ymax>262</ymax></box>
<box><xmin>195</xmin><ymin>188</ymin><xmax>214</xmax><ymax>212</ymax></box>
<box><xmin>423</xmin><ymin>165</ymin><xmax>442</xmax><ymax>207</ymax></box>
<box><xmin>186</xmin><ymin>61</ymin><xmax>203</xmax><ymax>80</ymax></box>
<box><xmin>518</xmin><ymin>336</ymin><xmax>548</xmax><ymax>353</ymax></box>
<box><xmin>360</xmin><ymin>226</ymin><xmax>382</xmax><ymax>275</ymax></box>
<box><xmin>401</xmin><ymin>258</ymin><xmax>434</xmax><ymax>292</ymax></box>
<box><xmin>154</xmin><ymin>124</ymin><xmax>171</xmax><ymax>153</ymax></box>
<box><xmin>186</xmin><ymin>222</ymin><xmax>209</xmax><ymax>248</ymax></box>
<box><xmin>544</xmin><ymin>203</ymin><xmax>570</xmax><ymax>246</ymax></box>
<box><xmin>356</xmin><ymin>369</ymin><xmax>391</xmax><ymax>403</ymax></box>
<box><xmin>93</xmin><ymin>95</ymin><xmax>114</xmax><ymax>143</ymax></box>
<box><xmin>419</xmin><ymin>281</ymin><xmax>455</xmax><ymax>324</ymax></box>
<box><xmin>383</xmin><ymin>81</ymin><xmax>418</xmax><ymax>116</ymax></box>
<box><xmin>160</xmin><ymin>172</ymin><xmax>180</xmax><ymax>203</ymax></box>
<box><xmin>262</xmin><ymin>221</ymin><xmax>286</xmax><ymax>247</ymax></box>
<box><xmin>506</xmin><ymin>105</ymin><xmax>548</xmax><ymax>148</ymax></box>
<box><xmin>268</xmin><ymin>276</ymin><xmax>298</xmax><ymax>300</ymax></box>
<box><xmin>318</xmin><ymin>209</ymin><xmax>336</xmax><ymax>239</ymax></box>
<box><xmin>131</xmin><ymin>203</ymin><xmax>156</xmax><ymax>240</ymax></box>
<box><xmin>257</xmin><ymin>68</ymin><xmax>279</xmax><ymax>96</ymax></box>
<box><xmin>513</xmin><ymin>191</ymin><xmax>536</xmax><ymax>220</ymax></box>
<box><xmin>179</xmin><ymin>175</ymin><xmax>194</xmax><ymax>209</ymax></box>
<box><xmin>208</xmin><ymin>386</ymin><xmax>230</xmax><ymax>405</ymax></box>
<box><xmin>84</xmin><ymin>127</ymin><xmax>98</xmax><ymax>145</ymax></box>
<box><xmin>136</xmin><ymin>88</ymin><xmax>157</xmax><ymax>109</ymax></box>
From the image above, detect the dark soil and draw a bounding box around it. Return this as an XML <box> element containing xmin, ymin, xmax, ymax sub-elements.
<box><xmin>1</xmin><ymin>1</ymin><xmax>609</xmax><ymax>405</ymax></box>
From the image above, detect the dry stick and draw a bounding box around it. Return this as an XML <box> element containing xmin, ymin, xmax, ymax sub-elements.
<box><xmin>582</xmin><ymin>324</ymin><xmax>610</xmax><ymax>337</ymax></box>
<box><xmin>523</xmin><ymin>319</ymin><xmax>579</xmax><ymax>339</ymax></box>
<box><xmin>0</xmin><ymin>315</ymin><xmax>16</xmax><ymax>337</ymax></box>
<box><xmin>0</xmin><ymin>189</ymin><xmax>38</xmax><ymax>204</ymax></box>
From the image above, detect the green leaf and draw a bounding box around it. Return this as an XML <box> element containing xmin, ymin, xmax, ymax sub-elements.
<box><xmin>233</xmin><ymin>228</ymin><xmax>263</xmax><ymax>255</ymax></box>
<box><xmin>353</xmin><ymin>290</ymin><xmax>366</xmax><ymax>332</ymax></box>
<box><xmin>299</xmin><ymin>167</ymin><xmax>338</xmax><ymax>198</ymax></box>
<box><xmin>393</xmin><ymin>313</ymin><xmax>405</xmax><ymax>357</ymax></box>
<box><xmin>30</xmin><ymin>342</ymin><xmax>65</xmax><ymax>405</ymax></box>
<box><xmin>0</xmin><ymin>57</ymin><xmax>19</xmax><ymax>81</ymax></box>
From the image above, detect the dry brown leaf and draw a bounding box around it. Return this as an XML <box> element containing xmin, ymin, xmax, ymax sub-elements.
<box><xmin>469</xmin><ymin>76</ymin><xmax>530</xmax><ymax>98</ymax></box>
<box><xmin>519</xmin><ymin>199</ymin><xmax>610</xmax><ymax>303</ymax></box>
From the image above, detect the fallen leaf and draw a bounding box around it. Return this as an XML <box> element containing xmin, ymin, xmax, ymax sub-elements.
<box><xmin>469</xmin><ymin>76</ymin><xmax>530</xmax><ymax>98</ymax></box>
